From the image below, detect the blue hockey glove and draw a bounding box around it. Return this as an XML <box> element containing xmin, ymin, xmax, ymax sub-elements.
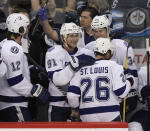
<box><xmin>141</xmin><ymin>85</ymin><xmax>150</xmax><ymax>100</ymax></box>
<box><xmin>38</xmin><ymin>7</ymin><xmax>48</xmax><ymax>21</ymax></box>
<box><xmin>31</xmin><ymin>84</ymin><xmax>50</xmax><ymax>104</ymax></box>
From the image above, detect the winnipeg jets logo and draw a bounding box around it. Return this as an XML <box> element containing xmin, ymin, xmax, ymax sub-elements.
<box><xmin>129</xmin><ymin>9</ymin><xmax>145</xmax><ymax>25</ymax></box>
<box><xmin>11</xmin><ymin>46</ymin><xmax>19</xmax><ymax>54</ymax></box>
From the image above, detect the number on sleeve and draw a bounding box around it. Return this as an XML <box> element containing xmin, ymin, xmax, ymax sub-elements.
<box><xmin>47</xmin><ymin>59</ymin><xmax>57</xmax><ymax>68</ymax></box>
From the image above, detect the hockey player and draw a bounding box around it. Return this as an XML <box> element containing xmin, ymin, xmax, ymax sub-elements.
<box><xmin>0</xmin><ymin>13</ymin><xmax>50</xmax><ymax>122</ymax></box>
<box><xmin>85</xmin><ymin>15</ymin><xmax>138</xmax><ymax>121</ymax></box>
<box><xmin>67</xmin><ymin>37</ymin><xmax>133</xmax><ymax>121</ymax></box>
<box><xmin>45</xmin><ymin>22</ymin><xmax>95</xmax><ymax>121</ymax></box>
<box><xmin>128</xmin><ymin>65</ymin><xmax>150</xmax><ymax>131</ymax></box>
<box><xmin>87</xmin><ymin>15</ymin><xmax>137</xmax><ymax>71</ymax></box>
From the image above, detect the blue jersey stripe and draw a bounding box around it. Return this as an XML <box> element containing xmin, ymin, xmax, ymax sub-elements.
<box><xmin>48</xmin><ymin>69</ymin><xmax>62</xmax><ymax>81</ymax></box>
<box><xmin>50</xmin><ymin>96</ymin><xmax>66</xmax><ymax>102</ymax></box>
<box><xmin>68</xmin><ymin>85</ymin><xmax>81</xmax><ymax>95</ymax></box>
<box><xmin>0</xmin><ymin>95</ymin><xmax>28</xmax><ymax>103</ymax></box>
<box><xmin>114</xmin><ymin>85</ymin><xmax>126</xmax><ymax>97</ymax></box>
<box><xmin>7</xmin><ymin>74</ymin><xmax>23</xmax><ymax>86</ymax></box>
<box><xmin>79</xmin><ymin>105</ymin><xmax>120</xmax><ymax>115</ymax></box>
<box><xmin>124</xmin><ymin>69</ymin><xmax>138</xmax><ymax>77</ymax></box>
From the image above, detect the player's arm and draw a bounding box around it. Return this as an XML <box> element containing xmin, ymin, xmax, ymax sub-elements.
<box><xmin>112</xmin><ymin>62</ymin><xmax>132</xmax><ymax>98</ymax></box>
<box><xmin>138</xmin><ymin>67</ymin><xmax>150</xmax><ymax>100</ymax></box>
<box><xmin>0</xmin><ymin>53</ymin><xmax>7</xmax><ymax>77</ymax></box>
<box><xmin>38</xmin><ymin>7</ymin><xmax>59</xmax><ymax>41</ymax></box>
<box><xmin>67</xmin><ymin>73</ymin><xmax>81</xmax><ymax>108</ymax></box>
<box><xmin>45</xmin><ymin>49</ymin><xmax>75</xmax><ymax>86</ymax></box>
<box><xmin>46</xmin><ymin>49</ymin><xmax>95</xmax><ymax>86</ymax></box>
<box><xmin>2</xmin><ymin>45</ymin><xmax>33</xmax><ymax>96</ymax></box>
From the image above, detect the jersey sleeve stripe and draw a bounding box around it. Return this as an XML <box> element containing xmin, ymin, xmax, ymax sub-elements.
<box><xmin>68</xmin><ymin>85</ymin><xmax>81</xmax><ymax>95</ymax></box>
<box><xmin>113</xmin><ymin>85</ymin><xmax>126</xmax><ymax>97</ymax></box>
<box><xmin>7</xmin><ymin>74</ymin><xmax>23</xmax><ymax>86</ymax></box>
<box><xmin>48</xmin><ymin>69</ymin><xmax>61</xmax><ymax>81</ymax></box>
<box><xmin>124</xmin><ymin>69</ymin><xmax>138</xmax><ymax>77</ymax></box>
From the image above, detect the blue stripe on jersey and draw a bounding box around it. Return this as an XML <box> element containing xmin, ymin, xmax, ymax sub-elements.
<box><xmin>48</xmin><ymin>69</ymin><xmax>61</xmax><ymax>81</ymax></box>
<box><xmin>79</xmin><ymin>105</ymin><xmax>120</xmax><ymax>115</ymax></box>
<box><xmin>0</xmin><ymin>95</ymin><xmax>28</xmax><ymax>103</ymax></box>
<box><xmin>7</xmin><ymin>74</ymin><xmax>23</xmax><ymax>86</ymax></box>
<box><xmin>50</xmin><ymin>96</ymin><xmax>66</xmax><ymax>102</ymax></box>
<box><xmin>124</xmin><ymin>69</ymin><xmax>138</xmax><ymax>77</ymax></box>
<box><xmin>68</xmin><ymin>86</ymin><xmax>81</xmax><ymax>95</ymax></box>
<box><xmin>114</xmin><ymin>85</ymin><xmax>126</xmax><ymax>97</ymax></box>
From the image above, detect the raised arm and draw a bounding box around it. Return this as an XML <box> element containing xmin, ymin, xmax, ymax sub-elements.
<box><xmin>38</xmin><ymin>7</ymin><xmax>59</xmax><ymax>41</ymax></box>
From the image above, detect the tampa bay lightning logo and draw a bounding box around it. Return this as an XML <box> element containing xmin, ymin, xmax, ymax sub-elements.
<box><xmin>11</xmin><ymin>46</ymin><xmax>19</xmax><ymax>54</ymax></box>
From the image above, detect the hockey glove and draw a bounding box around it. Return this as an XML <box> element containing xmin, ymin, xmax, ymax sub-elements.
<box><xmin>31</xmin><ymin>84</ymin><xmax>50</xmax><ymax>104</ymax></box>
<box><xmin>126</xmin><ymin>73</ymin><xmax>134</xmax><ymax>86</ymax></box>
<box><xmin>38</xmin><ymin>7</ymin><xmax>48</xmax><ymax>21</ymax></box>
<box><xmin>141</xmin><ymin>85</ymin><xmax>150</xmax><ymax>100</ymax></box>
<box><xmin>70</xmin><ymin>56</ymin><xmax>80</xmax><ymax>71</ymax></box>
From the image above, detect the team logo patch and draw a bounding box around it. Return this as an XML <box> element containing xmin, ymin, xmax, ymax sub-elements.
<box><xmin>11</xmin><ymin>46</ymin><xmax>19</xmax><ymax>54</ymax></box>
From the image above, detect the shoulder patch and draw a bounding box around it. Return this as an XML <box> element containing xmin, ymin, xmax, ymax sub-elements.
<box><xmin>10</xmin><ymin>46</ymin><xmax>19</xmax><ymax>54</ymax></box>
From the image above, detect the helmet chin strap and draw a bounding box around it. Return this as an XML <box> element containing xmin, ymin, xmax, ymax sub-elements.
<box><xmin>64</xmin><ymin>38</ymin><xmax>74</xmax><ymax>50</ymax></box>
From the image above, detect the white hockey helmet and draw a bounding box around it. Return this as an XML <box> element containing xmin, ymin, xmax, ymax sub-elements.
<box><xmin>94</xmin><ymin>37</ymin><xmax>114</xmax><ymax>55</ymax></box>
<box><xmin>6</xmin><ymin>13</ymin><xmax>30</xmax><ymax>35</ymax></box>
<box><xmin>91</xmin><ymin>15</ymin><xmax>111</xmax><ymax>30</ymax></box>
<box><xmin>60</xmin><ymin>22</ymin><xmax>80</xmax><ymax>38</ymax></box>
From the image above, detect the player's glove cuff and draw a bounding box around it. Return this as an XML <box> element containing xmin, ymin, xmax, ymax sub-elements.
<box><xmin>70</xmin><ymin>56</ymin><xmax>80</xmax><ymax>72</ymax></box>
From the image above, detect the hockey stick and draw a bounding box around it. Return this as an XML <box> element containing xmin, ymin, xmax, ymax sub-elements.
<box><xmin>31</xmin><ymin>0</ymin><xmax>47</xmax><ymax>36</ymax></box>
<box><xmin>123</xmin><ymin>41</ymin><xmax>130</xmax><ymax>122</ymax></box>
<box><xmin>146</xmin><ymin>38</ymin><xmax>150</xmax><ymax>85</ymax></box>
<box><xmin>146</xmin><ymin>38</ymin><xmax>150</xmax><ymax>131</ymax></box>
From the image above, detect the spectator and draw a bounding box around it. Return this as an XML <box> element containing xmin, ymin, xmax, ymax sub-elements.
<box><xmin>38</xmin><ymin>6</ymin><xmax>98</xmax><ymax>48</ymax></box>
<box><xmin>0</xmin><ymin>9</ymin><xmax>7</xmax><ymax>42</ymax></box>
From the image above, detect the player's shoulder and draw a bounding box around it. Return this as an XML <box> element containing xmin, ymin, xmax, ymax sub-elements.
<box><xmin>1</xmin><ymin>39</ymin><xmax>23</xmax><ymax>56</ymax></box>
<box><xmin>108</xmin><ymin>60</ymin><xmax>123</xmax><ymax>68</ymax></box>
<box><xmin>47</xmin><ymin>45</ymin><xmax>64</xmax><ymax>54</ymax></box>
<box><xmin>78</xmin><ymin>47</ymin><xmax>95</xmax><ymax>58</ymax></box>
<box><xmin>138</xmin><ymin>66</ymin><xmax>147</xmax><ymax>74</ymax></box>
<box><xmin>111</xmin><ymin>39</ymin><xmax>128</xmax><ymax>48</ymax></box>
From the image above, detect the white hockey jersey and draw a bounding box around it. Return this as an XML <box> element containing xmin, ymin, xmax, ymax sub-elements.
<box><xmin>45</xmin><ymin>45</ymin><xmax>93</xmax><ymax>107</ymax></box>
<box><xmin>85</xmin><ymin>39</ymin><xmax>136</xmax><ymax>69</ymax></box>
<box><xmin>67</xmin><ymin>59</ymin><xmax>131</xmax><ymax>121</ymax></box>
<box><xmin>138</xmin><ymin>66</ymin><xmax>149</xmax><ymax>94</ymax></box>
<box><xmin>85</xmin><ymin>39</ymin><xmax>138</xmax><ymax>90</ymax></box>
<box><xmin>0</xmin><ymin>39</ymin><xmax>33</xmax><ymax>110</ymax></box>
